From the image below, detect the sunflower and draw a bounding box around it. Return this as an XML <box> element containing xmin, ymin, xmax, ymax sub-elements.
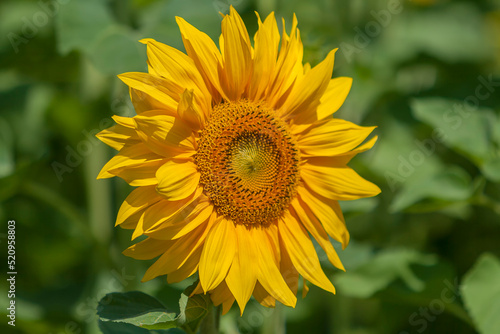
<box><xmin>97</xmin><ymin>6</ymin><xmax>380</xmax><ymax>314</ymax></box>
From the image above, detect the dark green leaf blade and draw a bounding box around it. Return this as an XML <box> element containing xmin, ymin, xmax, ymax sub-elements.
<box><xmin>461</xmin><ymin>253</ymin><xmax>500</xmax><ymax>334</ymax></box>
<box><xmin>177</xmin><ymin>282</ymin><xmax>212</xmax><ymax>334</ymax></box>
<box><xmin>97</xmin><ymin>291</ymin><xmax>178</xmax><ymax>330</ymax></box>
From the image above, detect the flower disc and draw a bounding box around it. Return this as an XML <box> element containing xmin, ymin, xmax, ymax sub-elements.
<box><xmin>195</xmin><ymin>100</ymin><xmax>300</xmax><ymax>225</ymax></box>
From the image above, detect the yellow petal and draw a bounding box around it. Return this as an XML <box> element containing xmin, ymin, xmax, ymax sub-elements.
<box><xmin>116</xmin><ymin>159</ymin><xmax>167</xmax><ymax>186</ymax></box>
<box><xmin>111</xmin><ymin>115</ymin><xmax>135</xmax><ymax>128</ymax></box>
<box><xmin>156</xmin><ymin>160</ymin><xmax>200</xmax><ymax>201</ymax></box>
<box><xmin>142</xmin><ymin>220</ymin><xmax>211</xmax><ymax>281</ymax></box>
<box><xmin>177</xmin><ymin>88</ymin><xmax>205</xmax><ymax>130</ymax></box>
<box><xmin>218</xmin><ymin>33</ymin><xmax>225</xmax><ymax>57</ymax></box>
<box><xmin>134</xmin><ymin>187</ymin><xmax>203</xmax><ymax>239</ymax></box>
<box><xmin>190</xmin><ymin>281</ymin><xmax>204</xmax><ymax>296</ymax></box>
<box><xmin>301</xmin><ymin>160</ymin><xmax>381</xmax><ymax>200</ymax></box>
<box><xmin>290</xmin><ymin>197</ymin><xmax>345</xmax><ymax>270</ymax></box>
<box><xmin>288</xmin><ymin>122</ymin><xmax>314</xmax><ymax>136</ymax></box>
<box><xmin>278</xmin><ymin>210</ymin><xmax>336</xmax><ymax>294</ymax></box>
<box><xmin>131</xmin><ymin>212</ymin><xmax>147</xmax><ymax>240</ymax></box>
<box><xmin>210</xmin><ymin>280</ymin><xmax>233</xmax><ymax>307</ymax></box>
<box><xmin>220</xmin><ymin>6</ymin><xmax>252</xmax><ymax>100</ymax></box>
<box><xmin>317</xmin><ymin>77</ymin><xmax>353</xmax><ymax>120</ymax></box>
<box><xmin>302</xmin><ymin>278</ymin><xmax>309</xmax><ymax>298</ymax></box>
<box><xmin>253</xmin><ymin>225</ymin><xmax>297</xmax><ymax>307</ymax></box>
<box><xmin>118</xmin><ymin>72</ymin><xmax>183</xmax><ymax>114</ymax></box>
<box><xmin>226</xmin><ymin>224</ymin><xmax>258</xmax><ymax>314</ymax></box>
<box><xmin>297</xmin><ymin>185</ymin><xmax>349</xmax><ymax>248</ymax></box>
<box><xmin>279</xmin><ymin>237</ymin><xmax>299</xmax><ymax>295</ymax></box>
<box><xmin>248</xmin><ymin>12</ymin><xmax>280</xmax><ymax>100</ymax></box>
<box><xmin>199</xmin><ymin>217</ymin><xmax>236</xmax><ymax>292</ymax></box>
<box><xmin>123</xmin><ymin>237</ymin><xmax>173</xmax><ymax>260</ymax></box>
<box><xmin>133</xmin><ymin>111</ymin><xmax>196</xmax><ymax>158</ymax></box>
<box><xmin>176</xmin><ymin>16</ymin><xmax>226</xmax><ymax>101</ymax></box>
<box><xmin>97</xmin><ymin>143</ymin><xmax>163</xmax><ymax>185</ymax></box>
<box><xmin>139</xmin><ymin>38</ymin><xmax>211</xmax><ymax>106</ymax></box>
<box><xmin>222</xmin><ymin>297</ymin><xmax>235</xmax><ymax>315</ymax></box>
<box><xmin>253</xmin><ymin>281</ymin><xmax>276</xmax><ymax>308</ymax></box>
<box><xmin>280</xmin><ymin>49</ymin><xmax>337</xmax><ymax>124</ymax></box>
<box><xmin>331</xmin><ymin>135</ymin><xmax>378</xmax><ymax>166</ymax></box>
<box><xmin>303</xmin><ymin>62</ymin><xmax>311</xmax><ymax>74</ymax></box>
<box><xmin>129</xmin><ymin>87</ymin><xmax>176</xmax><ymax>114</ymax></box>
<box><xmin>145</xmin><ymin>194</ymin><xmax>212</xmax><ymax>240</ymax></box>
<box><xmin>297</xmin><ymin>118</ymin><xmax>376</xmax><ymax>157</ymax></box>
<box><xmin>167</xmin><ymin>246</ymin><xmax>202</xmax><ymax>283</ymax></box>
<box><xmin>117</xmin><ymin>208</ymin><xmax>144</xmax><ymax>231</ymax></box>
<box><xmin>266</xmin><ymin>15</ymin><xmax>303</xmax><ymax>107</ymax></box>
<box><xmin>115</xmin><ymin>185</ymin><xmax>163</xmax><ymax>228</ymax></box>
<box><xmin>146</xmin><ymin>59</ymin><xmax>160</xmax><ymax>77</ymax></box>
<box><xmin>96</xmin><ymin>124</ymin><xmax>140</xmax><ymax>151</ymax></box>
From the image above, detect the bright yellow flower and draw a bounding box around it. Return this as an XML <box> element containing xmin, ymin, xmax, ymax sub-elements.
<box><xmin>97</xmin><ymin>7</ymin><xmax>380</xmax><ymax>314</ymax></box>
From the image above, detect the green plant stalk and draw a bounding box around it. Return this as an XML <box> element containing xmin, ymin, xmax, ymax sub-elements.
<box><xmin>199</xmin><ymin>304</ymin><xmax>221</xmax><ymax>334</ymax></box>
<box><xmin>84</xmin><ymin>142</ymin><xmax>113</xmax><ymax>245</ymax></box>
<box><xmin>262</xmin><ymin>304</ymin><xmax>285</xmax><ymax>334</ymax></box>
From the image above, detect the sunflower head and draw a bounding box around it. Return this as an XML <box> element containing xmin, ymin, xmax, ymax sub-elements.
<box><xmin>97</xmin><ymin>6</ymin><xmax>380</xmax><ymax>314</ymax></box>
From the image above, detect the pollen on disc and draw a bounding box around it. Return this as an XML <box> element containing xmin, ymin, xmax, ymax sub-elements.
<box><xmin>194</xmin><ymin>100</ymin><xmax>301</xmax><ymax>225</ymax></box>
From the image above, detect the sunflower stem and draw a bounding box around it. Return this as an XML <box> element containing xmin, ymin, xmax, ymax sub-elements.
<box><xmin>262</xmin><ymin>303</ymin><xmax>285</xmax><ymax>334</ymax></box>
<box><xmin>199</xmin><ymin>304</ymin><xmax>221</xmax><ymax>334</ymax></box>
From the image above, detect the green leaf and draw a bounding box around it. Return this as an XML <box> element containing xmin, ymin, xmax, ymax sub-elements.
<box><xmin>177</xmin><ymin>282</ymin><xmax>212</xmax><ymax>334</ymax></box>
<box><xmin>381</xmin><ymin>3</ymin><xmax>492</xmax><ymax>63</ymax></box>
<box><xmin>334</xmin><ymin>241</ymin><xmax>374</xmax><ymax>271</ymax></box>
<box><xmin>56</xmin><ymin>0</ymin><xmax>145</xmax><ymax>75</ymax></box>
<box><xmin>97</xmin><ymin>291</ymin><xmax>166</xmax><ymax>319</ymax></box>
<box><xmin>481</xmin><ymin>156</ymin><xmax>500</xmax><ymax>183</ymax></box>
<box><xmin>98</xmin><ymin>320</ymin><xmax>157</xmax><ymax>334</ymax></box>
<box><xmin>96</xmin><ymin>286</ymin><xmax>212</xmax><ymax>333</ymax></box>
<box><xmin>56</xmin><ymin>0</ymin><xmax>114</xmax><ymax>55</ymax></box>
<box><xmin>461</xmin><ymin>253</ymin><xmax>500</xmax><ymax>334</ymax></box>
<box><xmin>411</xmin><ymin>97</ymin><xmax>493</xmax><ymax>164</ymax></box>
<box><xmin>335</xmin><ymin>249</ymin><xmax>437</xmax><ymax>298</ymax></box>
<box><xmin>390</xmin><ymin>167</ymin><xmax>473</xmax><ymax>212</ymax></box>
<box><xmin>97</xmin><ymin>291</ymin><xmax>177</xmax><ymax>330</ymax></box>
<box><xmin>368</xmin><ymin>119</ymin><xmax>444</xmax><ymax>192</ymax></box>
<box><xmin>120</xmin><ymin>312</ymin><xmax>177</xmax><ymax>330</ymax></box>
<box><xmin>87</xmin><ymin>25</ymin><xmax>146</xmax><ymax>75</ymax></box>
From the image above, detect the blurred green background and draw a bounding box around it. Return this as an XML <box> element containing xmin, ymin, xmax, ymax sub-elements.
<box><xmin>1</xmin><ymin>0</ymin><xmax>500</xmax><ymax>333</ymax></box>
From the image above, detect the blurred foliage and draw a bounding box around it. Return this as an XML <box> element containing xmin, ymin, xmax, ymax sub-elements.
<box><xmin>1</xmin><ymin>0</ymin><xmax>499</xmax><ymax>333</ymax></box>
